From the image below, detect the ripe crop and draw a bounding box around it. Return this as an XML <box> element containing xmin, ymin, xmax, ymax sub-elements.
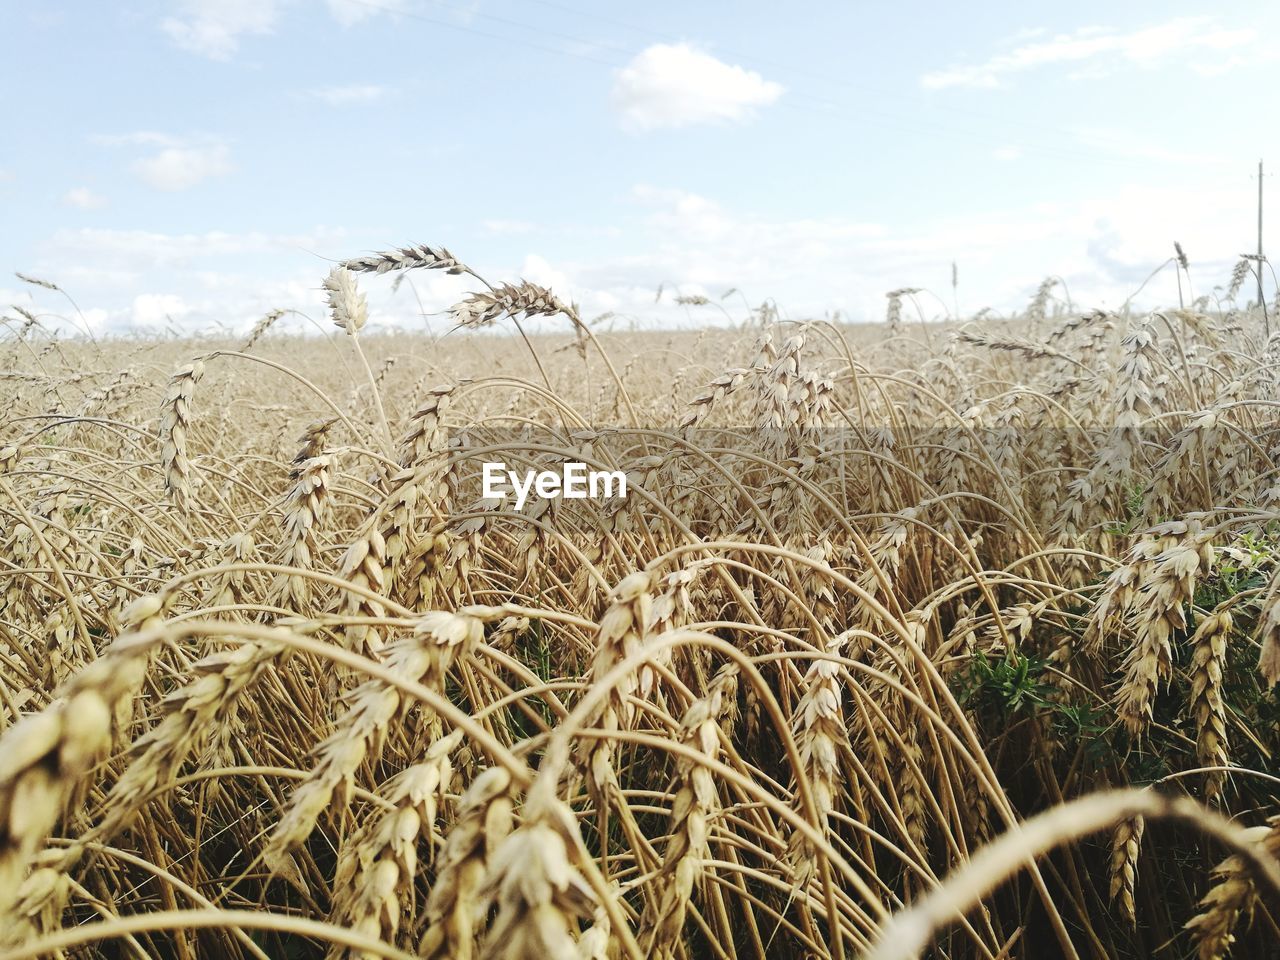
<box><xmin>0</xmin><ymin>251</ymin><xmax>1277</xmax><ymax>959</ymax></box>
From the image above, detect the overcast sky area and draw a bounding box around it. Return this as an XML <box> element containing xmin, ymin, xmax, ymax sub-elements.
<box><xmin>4</xmin><ymin>1</ymin><xmax>1280</xmax><ymax>336</ymax></box>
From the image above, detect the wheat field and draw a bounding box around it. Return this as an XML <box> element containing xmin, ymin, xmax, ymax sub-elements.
<box><xmin>0</xmin><ymin>249</ymin><xmax>1278</xmax><ymax>959</ymax></box>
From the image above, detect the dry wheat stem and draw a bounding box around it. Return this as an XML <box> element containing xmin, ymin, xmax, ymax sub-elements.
<box><xmin>866</xmin><ymin>790</ymin><xmax>1280</xmax><ymax>960</ymax></box>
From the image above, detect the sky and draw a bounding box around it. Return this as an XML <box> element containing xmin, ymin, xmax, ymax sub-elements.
<box><xmin>3</xmin><ymin>1</ymin><xmax>1280</xmax><ymax>336</ymax></box>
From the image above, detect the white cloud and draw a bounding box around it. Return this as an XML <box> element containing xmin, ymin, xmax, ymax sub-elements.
<box><xmin>632</xmin><ymin>184</ymin><xmax>882</xmax><ymax>250</ymax></box>
<box><xmin>131</xmin><ymin>142</ymin><xmax>233</xmax><ymax>191</ymax></box>
<box><xmin>0</xmin><ymin>169</ymin><xmax>14</xmax><ymax>183</ymax></box>
<box><xmin>306</xmin><ymin>83</ymin><xmax>390</xmax><ymax>105</ymax></box>
<box><xmin>1193</xmin><ymin>55</ymin><xmax>1260</xmax><ymax>77</ymax></box>
<box><xmin>44</xmin><ymin>227</ymin><xmax>346</xmax><ymax>271</ymax></box>
<box><xmin>161</xmin><ymin>0</ymin><xmax>281</xmax><ymax>60</ymax></box>
<box><xmin>15</xmin><ymin>228</ymin><xmax>344</xmax><ymax>333</ymax></box>
<box><xmin>93</xmin><ymin>131</ymin><xmax>182</xmax><ymax>148</ymax></box>
<box><xmin>1000</xmin><ymin>27</ymin><xmax>1049</xmax><ymax>45</ymax></box>
<box><xmin>922</xmin><ymin>17</ymin><xmax>1257</xmax><ymax>89</ymax></box>
<box><xmin>131</xmin><ymin>293</ymin><xmax>192</xmax><ymax>328</ymax></box>
<box><xmin>56</xmin><ymin>266</ymin><xmax>142</xmax><ymax>288</ymax></box>
<box><xmin>95</xmin><ymin>132</ymin><xmax>233</xmax><ymax>191</ymax></box>
<box><xmin>63</xmin><ymin>187</ymin><xmax>106</xmax><ymax>210</ymax></box>
<box><xmin>1071</xmin><ymin>127</ymin><xmax>1225</xmax><ymax>165</ymax></box>
<box><xmin>325</xmin><ymin>0</ymin><xmax>410</xmax><ymax>27</ymax></box>
<box><xmin>992</xmin><ymin>146</ymin><xmax>1023</xmax><ymax>162</ymax></box>
<box><xmin>162</xmin><ymin>0</ymin><xmax>410</xmax><ymax>57</ymax></box>
<box><xmin>80</xmin><ymin>308</ymin><xmax>110</xmax><ymax>332</ymax></box>
<box><xmin>326</xmin><ymin>0</ymin><xmax>374</xmax><ymax>27</ymax></box>
<box><xmin>631</xmin><ymin>184</ymin><xmax>732</xmax><ymax>239</ymax></box>
<box><xmin>483</xmin><ymin>219</ymin><xmax>536</xmax><ymax>236</ymax></box>
<box><xmin>520</xmin><ymin>179</ymin><xmax>1256</xmax><ymax>327</ymax></box>
<box><xmin>520</xmin><ymin>254</ymin><xmax>570</xmax><ymax>294</ymax></box>
<box><xmin>18</xmin><ymin>175</ymin><xmax>1260</xmax><ymax>336</ymax></box>
<box><xmin>612</xmin><ymin>43</ymin><xmax>783</xmax><ymax>132</ymax></box>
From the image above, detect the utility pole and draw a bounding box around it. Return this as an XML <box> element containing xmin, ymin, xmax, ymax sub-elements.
<box><xmin>951</xmin><ymin>261</ymin><xmax>959</xmax><ymax>319</ymax></box>
<box><xmin>1259</xmin><ymin>158</ymin><xmax>1265</xmax><ymax>313</ymax></box>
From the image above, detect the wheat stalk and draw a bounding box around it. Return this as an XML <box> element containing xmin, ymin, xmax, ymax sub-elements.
<box><xmin>343</xmin><ymin>244</ymin><xmax>469</xmax><ymax>276</ymax></box>
<box><xmin>263</xmin><ymin>612</ymin><xmax>483</xmax><ymax>878</ymax></box>
<box><xmin>328</xmin><ymin>730</ymin><xmax>463</xmax><ymax>957</ymax></box>
<box><xmin>419</xmin><ymin>767</ymin><xmax>515</xmax><ymax>960</ymax></box>
<box><xmin>159</xmin><ymin>360</ymin><xmax>204</xmax><ymax>513</ymax></box>
<box><xmin>642</xmin><ymin>664</ymin><xmax>737</xmax><ymax>957</ymax></box>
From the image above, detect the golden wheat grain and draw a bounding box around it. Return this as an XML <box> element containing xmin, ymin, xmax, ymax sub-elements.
<box><xmin>158</xmin><ymin>360</ymin><xmax>203</xmax><ymax>513</ymax></box>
